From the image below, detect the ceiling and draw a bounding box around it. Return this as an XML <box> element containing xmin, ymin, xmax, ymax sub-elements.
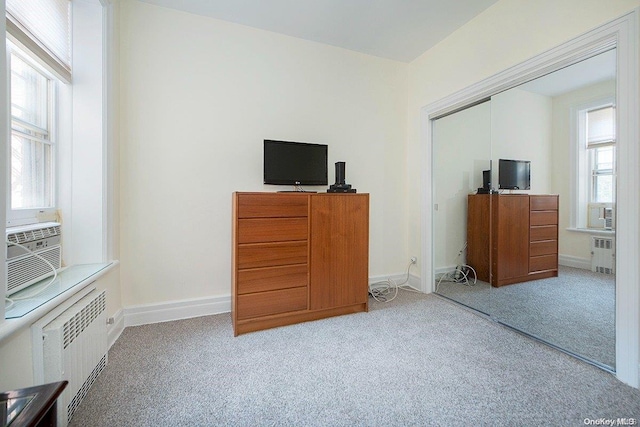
<box><xmin>137</xmin><ymin>0</ymin><xmax>499</xmax><ymax>63</ymax></box>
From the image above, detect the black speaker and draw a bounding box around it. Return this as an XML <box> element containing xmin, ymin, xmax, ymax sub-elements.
<box><xmin>482</xmin><ymin>169</ymin><xmax>491</xmax><ymax>190</ymax></box>
<box><xmin>335</xmin><ymin>162</ymin><xmax>346</xmax><ymax>185</ymax></box>
<box><xmin>328</xmin><ymin>161</ymin><xmax>356</xmax><ymax>193</ymax></box>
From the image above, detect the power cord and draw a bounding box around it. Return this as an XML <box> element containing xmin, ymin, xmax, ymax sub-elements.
<box><xmin>435</xmin><ymin>265</ymin><xmax>477</xmax><ymax>292</ymax></box>
<box><xmin>433</xmin><ymin>241</ymin><xmax>477</xmax><ymax>292</ymax></box>
<box><xmin>369</xmin><ymin>259</ymin><xmax>419</xmax><ymax>303</ymax></box>
<box><xmin>4</xmin><ymin>240</ymin><xmax>59</xmax><ymax>311</ymax></box>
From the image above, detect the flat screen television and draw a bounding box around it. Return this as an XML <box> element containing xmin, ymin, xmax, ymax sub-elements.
<box><xmin>263</xmin><ymin>140</ymin><xmax>328</xmax><ymax>186</ymax></box>
<box><xmin>498</xmin><ymin>159</ymin><xmax>531</xmax><ymax>190</ymax></box>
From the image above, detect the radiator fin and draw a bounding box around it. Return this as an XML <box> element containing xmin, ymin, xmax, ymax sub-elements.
<box><xmin>67</xmin><ymin>354</ymin><xmax>107</xmax><ymax>422</ymax></box>
<box><xmin>62</xmin><ymin>291</ymin><xmax>106</xmax><ymax>349</ymax></box>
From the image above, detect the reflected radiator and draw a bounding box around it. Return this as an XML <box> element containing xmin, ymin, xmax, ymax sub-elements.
<box><xmin>591</xmin><ymin>237</ymin><xmax>615</xmax><ymax>274</ymax></box>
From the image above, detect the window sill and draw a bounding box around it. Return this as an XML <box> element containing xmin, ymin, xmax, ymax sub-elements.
<box><xmin>566</xmin><ymin>227</ymin><xmax>615</xmax><ymax>236</ymax></box>
<box><xmin>0</xmin><ymin>261</ymin><xmax>118</xmax><ymax>343</ymax></box>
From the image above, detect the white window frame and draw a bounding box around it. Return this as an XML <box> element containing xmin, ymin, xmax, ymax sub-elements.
<box><xmin>569</xmin><ymin>96</ymin><xmax>616</xmax><ymax>231</ymax></box>
<box><xmin>6</xmin><ymin>42</ymin><xmax>59</xmax><ymax>227</ymax></box>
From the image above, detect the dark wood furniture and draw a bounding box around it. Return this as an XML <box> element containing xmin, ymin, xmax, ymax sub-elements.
<box><xmin>232</xmin><ymin>192</ymin><xmax>369</xmax><ymax>335</ymax></box>
<box><xmin>1</xmin><ymin>381</ymin><xmax>67</xmax><ymax>427</ymax></box>
<box><xmin>467</xmin><ymin>194</ymin><xmax>558</xmax><ymax>287</ymax></box>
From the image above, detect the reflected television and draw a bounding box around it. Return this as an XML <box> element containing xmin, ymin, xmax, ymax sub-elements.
<box><xmin>498</xmin><ymin>159</ymin><xmax>530</xmax><ymax>190</ymax></box>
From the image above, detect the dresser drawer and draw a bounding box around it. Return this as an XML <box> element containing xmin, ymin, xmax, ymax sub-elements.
<box><xmin>530</xmin><ymin>254</ymin><xmax>557</xmax><ymax>272</ymax></box>
<box><xmin>237</xmin><ymin>286</ymin><xmax>308</xmax><ymax>319</ymax></box>
<box><xmin>530</xmin><ymin>196</ymin><xmax>558</xmax><ymax>211</ymax></box>
<box><xmin>530</xmin><ymin>225</ymin><xmax>557</xmax><ymax>242</ymax></box>
<box><xmin>530</xmin><ymin>211</ymin><xmax>558</xmax><ymax>226</ymax></box>
<box><xmin>237</xmin><ymin>264</ymin><xmax>308</xmax><ymax>294</ymax></box>
<box><xmin>237</xmin><ymin>241</ymin><xmax>307</xmax><ymax>269</ymax></box>
<box><xmin>237</xmin><ymin>193</ymin><xmax>308</xmax><ymax>218</ymax></box>
<box><xmin>237</xmin><ymin>218</ymin><xmax>307</xmax><ymax>244</ymax></box>
<box><xmin>530</xmin><ymin>240</ymin><xmax>557</xmax><ymax>257</ymax></box>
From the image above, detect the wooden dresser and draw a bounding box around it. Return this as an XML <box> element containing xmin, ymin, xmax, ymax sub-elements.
<box><xmin>232</xmin><ymin>192</ymin><xmax>369</xmax><ymax>335</ymax></box>
<box><xmin>467</xmin><ymin>194</ymin><xmax>558</xmax><ymax>287</ymax></box>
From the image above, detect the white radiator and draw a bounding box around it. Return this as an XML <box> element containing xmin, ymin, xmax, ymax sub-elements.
<box><xmin>591</xmin><ymin>236</ymin><xmax>615</xmax><ymax>274</ymax></box>
<box><xmin>41</xmin><ymin>290</ymin><xmax>108</xmax><ymax>427</ymax></box>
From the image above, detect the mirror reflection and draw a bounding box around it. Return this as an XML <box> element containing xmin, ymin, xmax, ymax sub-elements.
<box><xmin>433</xmin><ymin>101</ymin><xmax>492</xmax><ymax>314</ymax></box>
<box><xmin>434</xmin><ymin>49</ymin><xmax>616</xmax><ymax>370</ymax></box>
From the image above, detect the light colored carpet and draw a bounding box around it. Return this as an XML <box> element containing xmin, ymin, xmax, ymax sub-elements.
<box><xmin>436</xmin><ymin>266</ymin><xmax>615</xmax><ymax>368</ymax></box>
<box><xmin>70</xmin><ymin>292</ymin><xmax>639</xmax><ymax>427</ymax></box>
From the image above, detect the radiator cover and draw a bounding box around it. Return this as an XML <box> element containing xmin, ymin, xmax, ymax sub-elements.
<box><xmin>591</xmin><ymin>236</ymin><xmax>615</xmax><ymax>274</ymax></box>
<box><xmin>42</xmin><ymin>290</ymin><xmax>107</xmax><ymax>427</ymax></box>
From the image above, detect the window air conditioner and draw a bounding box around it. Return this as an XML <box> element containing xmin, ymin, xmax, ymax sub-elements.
<box><xmin>6</xmin><ymin>222</ymin><xmax>62</xmax><ymax>296</ymax></box>
<box><xmin>587</xmin><ymin>203</ymin><xmax>615</xmax><ymax>230</ymax></box>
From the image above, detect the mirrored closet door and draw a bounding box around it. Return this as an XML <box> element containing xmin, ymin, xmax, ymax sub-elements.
<box><xmin>432</xmin><ymin>101</ymin><xmax>493</xmax><ymax>315</ymax></box>
<box><xmin>433</xmin><ymin>49</ymin><xmax>617</xmax><ymax>370</ymax></box>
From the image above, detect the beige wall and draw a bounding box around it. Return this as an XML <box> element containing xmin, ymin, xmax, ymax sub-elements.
<box><xmin>551</xmin><ymin>79</ymin><xmax>616</xmax><ymax>261</ymax></box>
<box><xmin>491</xmin><ymin>88</ymin><xmax>553</xmax><ymax>194</ymax></box>
<box><xmin>118</xmin><ymin>0</ymin><xmax>409</xmax><ymax>306</ymax></box>
<box><xmin>407</xmin><ymin>0</ymin><xmax>639</xmax><ymax>275</ymax></box>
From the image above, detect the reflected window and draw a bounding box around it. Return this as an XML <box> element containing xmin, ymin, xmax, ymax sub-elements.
<box><xmin>582</xmin><ymin>105</ymin><xmax>616</xmax><ymax>229</ymax></box>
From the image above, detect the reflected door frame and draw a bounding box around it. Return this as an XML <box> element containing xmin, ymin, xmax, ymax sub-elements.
<box><xmin>420</xmin><ymin>11</ymin><xmax>639</xmax><ymax>388</ymax></box>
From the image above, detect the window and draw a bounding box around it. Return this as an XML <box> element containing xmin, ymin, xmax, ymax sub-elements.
<box><xmin>6</xmin><ymin>0</ymin><xmax>72</xmax><ymax>83</ymax></box>
<box><xmin>9</xmin><ymin>50</ymin><xmax>55</xmax><ymax>212</ymax></box>
<box><xmin>587</xmin><ymin>106</ymin><xmax>616</xmax><ymax>203</ymax></box>
<box><xmin>5</xmin><ymin>0</ymin><xmax>71</xmax><ymax>227</ymax></box>
<box><xmin>580</xmin><ymin>104</ymin><xmax>616</xmax><ymax>230</ymax></box>
<box><xmin>589</xmin><ymin>145</ymin><xmax>614</xmax><ymax>203</ymax></box>
<box><xmin>7</xmin><ymin>47</ymin><xmax>57</xmax><ymax>226</ymax></box>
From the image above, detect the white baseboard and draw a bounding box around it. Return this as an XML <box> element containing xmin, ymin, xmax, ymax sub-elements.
<box><xmin>369</xmin><ymin>273</ymin><xmax>422</xmax><ymax>291</ymax></box>
<box><xmin>558</xmin><ymin>254</ymin><xmax>591</xmax><ymax>270</ymax></box>
<box><xmin>437</xmin><ymin>258</ymin><xmax>592</xmax><ymax>275</ymax></box>
<box><xmin>435</xmin><ymin>265</ymin><xmax>457</xmax><ymax>275</ymax></box>
<box><xmin>123</xmin><ymin>295</ymin><xmax>231</xmax><ymax>327</ymax></box>
<box><xmin>107</xmin><ymin>309</ymin><xmax>124</xmax><ymax>349</ymax></box>
<box><xmin>408</xmin><ymin>273</ymin><xmax>421</xmax><ymax>290</ymax></box>
<box><xmin>120</xmin><ymin>272</ymin><xmax>425</xmax><ymax>331</ymax></box>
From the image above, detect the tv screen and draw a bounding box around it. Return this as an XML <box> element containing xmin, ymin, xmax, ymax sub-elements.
<box><xmin>264</xmin><ymin>140</ymin><xmax>328</xmax><ymax>186</ymax></box>
<box><xmin>498</xmin><ymin>159</ymin><xmax>531</xmax><ymax>190</ymax></box>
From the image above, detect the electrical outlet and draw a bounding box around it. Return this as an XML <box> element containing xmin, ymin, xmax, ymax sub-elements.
<box><xmin>410</xmin><ymin>257</ymin><xmax>417</xmax><ymax>264</ymax></box>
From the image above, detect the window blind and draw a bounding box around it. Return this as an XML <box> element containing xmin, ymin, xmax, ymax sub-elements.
<box><xmin>586</xmin><ymin>106</ymin><xmax>615</xmax><ymax>147</ymax></box>
<box><xmin>6</xmin><ymin>0</ymin><xmax>71</xmax><ymax>83</ymax></box>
